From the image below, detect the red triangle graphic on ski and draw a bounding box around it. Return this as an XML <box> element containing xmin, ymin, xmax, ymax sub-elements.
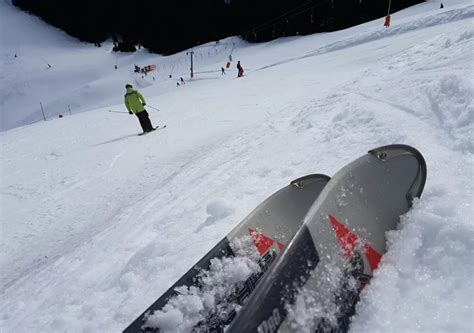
<box><xmin>363</xmin><ymin>243</ymin><xmax>382</xmax><ymax>271</ymax></box>
<box><xmin>328</xmin><ymin>215</ymin><xmax>358</xmax><ymax>257</ymax></box>
<box><xmin>328</xmin><ymin>215</ymin><xmax>382</xmax><ymax>271</ymax></box>
<box><xmin>248</xmin><ymin>228</ymin><xmax>275</xmax><ymax>255</ymax></box>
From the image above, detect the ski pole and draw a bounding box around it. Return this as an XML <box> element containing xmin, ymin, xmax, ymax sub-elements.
<box><xmin>108</xmin><ymin>110</ymin><xmax>128</xmax><ymax>114</ymax></box>
<box><xmin>147</xmin><ymin>105</ymin><xmax>161</xmax><ymax>112</ymax></box>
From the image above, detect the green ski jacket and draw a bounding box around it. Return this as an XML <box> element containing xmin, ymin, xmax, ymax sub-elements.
<box><xmin>124</xmin><ymin>87</ymin><xmax>146</xmax><ymax>114</ymax></box>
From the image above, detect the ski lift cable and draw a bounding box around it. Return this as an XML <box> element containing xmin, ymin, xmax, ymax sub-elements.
<box><xmin>261</xmin><ymin>0</ymin><xmax>330</xmax><ymax>33</ymax></box>
<box><xmin>241</xmin><ymin>0</ymin><xmax>331</xmax><ymax>37</ymax></box>
<box><xmin>169</xmin><ymin>60</ymin><xmax>177</xmax><ymax>75</ymax></box>
<box><xmin>243</xmin><ymin>0</ymin><xmax>313</xmax><ymax>33</ymax></box>
<box><xmin>240</xmin><ymin>0</ymin><xmax>314</xmax><ymax>36</ymax></box>
<box><xmin>248</xmin><ymin>1</ymin><xmax>326</xmax><ymax>37</ymax></box>
<box><xmin>282</xmin><ymin>0</ymin><xmax>331</xmax><ymax>23</ymax></box>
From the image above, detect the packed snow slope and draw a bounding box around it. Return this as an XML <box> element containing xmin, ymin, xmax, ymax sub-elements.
<box><xmin>0</xmin><ymin>0</ymin><xmax>245</xmax><ymax>131</ymax></box>
<box><xmin>1</xmin><ymin>0</ymin><xmax>473</xmax><ymax>332</ymax></box>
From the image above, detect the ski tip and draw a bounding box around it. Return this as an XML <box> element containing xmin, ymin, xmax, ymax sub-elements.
<box><xmin>368</xmin><ymin>144</ymin><xmax>427</xmax><ymax>203</ymax></box>
<box><xmin>290</xmin><ymin>174</ymin><xmax>331</xmax><ymax>188</ymax></box>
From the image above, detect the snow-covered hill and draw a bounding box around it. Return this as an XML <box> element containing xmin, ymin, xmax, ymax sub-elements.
<box><xmin>1</xmin><ymin>0</ymin><xmax>473</xmax><ymax>332</ymax></box>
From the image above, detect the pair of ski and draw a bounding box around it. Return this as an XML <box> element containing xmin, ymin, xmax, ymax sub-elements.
<box><xmin>123</xmin><ymin>144</ymin><xmax>426</xmax><ymax>333</ymax></box>
<box><xmin>138</xmin><ymin>125</ymin><xmax>167</xmax><ymax>136</ymax></box>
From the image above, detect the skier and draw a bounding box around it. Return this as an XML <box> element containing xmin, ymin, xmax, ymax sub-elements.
<box><xmin>180</xmin><ymin>77</ymin><xmax>185</xmax><ymax>85</ymax></box>
<box><xmin>236</xmin><ymin>61</ymin><xmax>244</xmax><ymax>77</ymax></box>
<box><xmin>221</xmin><ymin>67</ymin><xmax>226</xmax><ymax>75</ymax></box>
<box><xmin>124</xmin><ymin>84</ymin><xmax>155</xmax><ymax>133</ymax></box>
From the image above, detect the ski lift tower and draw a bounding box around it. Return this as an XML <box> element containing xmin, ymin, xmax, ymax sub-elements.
<box><xmin>186</xmin><ymin>50</ymin><xmax>194</xmax><ymax>78</ymax></box>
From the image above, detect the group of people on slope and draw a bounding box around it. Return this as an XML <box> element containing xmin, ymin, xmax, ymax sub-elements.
<box><xmin>124</xmin><ymin>61</ymin><xmax>245</xmax><ymax>134</ymax></box>
<box><xmin>221</xmin><ymin>60</ymin><xmax>244</xmax><ymax>77</ymax></box>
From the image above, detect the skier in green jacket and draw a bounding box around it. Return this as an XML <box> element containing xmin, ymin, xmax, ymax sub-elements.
<box><xmin>124</xmin><ymin>84</ymin><xmax>155</xmax><ymax>133</ymax></box>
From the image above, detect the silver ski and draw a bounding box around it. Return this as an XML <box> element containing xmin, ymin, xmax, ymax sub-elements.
<box><xmin>228</xmin><ymin>144</ymin><xmax>427</xmax><ymax>333</ymax></box>
<box><xmin>123</xmin><ymin>174</ymin><xmax>330</xmax><ymax>332</ymax></box>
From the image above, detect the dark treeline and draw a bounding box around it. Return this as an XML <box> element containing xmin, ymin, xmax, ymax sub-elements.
<box><xmin>13</xmin><ymin>0</ymin><xmax>423</xmax><ymax>54</ymax></box>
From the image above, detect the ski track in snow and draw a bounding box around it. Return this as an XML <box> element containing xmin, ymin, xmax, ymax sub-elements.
<box><xmin>1</xmin><ymin>0</ymin><xmax>473</xmax><ymax>332</ymax></box>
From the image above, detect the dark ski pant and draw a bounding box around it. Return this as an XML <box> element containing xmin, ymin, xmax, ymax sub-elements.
<box><xmin>136</xmin><ymin>110</ymin><xmax>154</xmax><ymax>132</ymax></box>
